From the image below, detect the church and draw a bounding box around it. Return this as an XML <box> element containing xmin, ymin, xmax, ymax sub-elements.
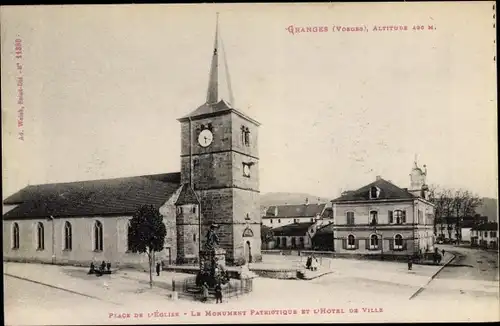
<box><xmin>2</xmin><ymin>17</ymin><xmax>261</xmax><ymax>268</ymax></box>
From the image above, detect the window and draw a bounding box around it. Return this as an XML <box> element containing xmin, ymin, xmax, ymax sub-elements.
<box><xmin>291</xmin><ymin>237</ymin><xmax>296</xmax><ymax>248</ymax></box>
<box><xmin>176</xmin><ymin>206</ymin><xmax>182</xmax><ymax>215</ymax></box>
<box><xmin>310</xmin><ymin>218</ymin><xmax>314</xmax><ymax>222</ymax></box>
<box><xmin>369</xmin><ymin>186</ymin><xmax>380</xmax><ymax>199</ymax></box>
<box><xmin>369</xmin><ymin>234</ymin><xmax>379</xmax><ymax>250</ymax></box>
<box><xmin>346</xmin><ymin>212</ymin><xmax>355</xmax><ymax>225</ymax></box>
<box><xmin>94</xmin><ymin>220</ymin><xmax>103</xmax><ymax>251</ymax></box>
<box><xmin>270</xmin><ymin>219</ymin><xmax>273</xmax><ymax>224</ymax></box>
<box><xmin>243</xmin><ymin>163</ymin><xmax>251</xmax><ymax>177</ymax></box>
<box><xmin>369</xmin><ymin>211</ymin><xmax>378</xmax><ymax>225</ymax></box>
<box><xmin>64</xmin><ymin>221</ymin><xmax>72</xmax><ymax>251</ymax></box>
<box><xmin>491</xmin><ymin>231</ymin><xmax>497</xmax><ymax>238</ymax></box>
<box><xmin>193</xmin><ymin>233</ymin><xmax>197</xmax><ymax>242</ymax></box>
<box><xmin>12</xmin><ymin>223</ymin><xmax>20</xmax><ymax>249</ymax></box>
<box><xmin>276</xmin><ymin>237</ymin><xmax>280</xmax><ymax>246</ymax></box>
<box><xmin>192</xmin><ymin>206</ymin><xmax>197</xmax><ymax>214</ymax></box>
<box><xmin>294</xmin><ymin>218</ymin><xmax>300</xmax><ymax>223</ymax></box>
<box><xmin>241</xmin><ymin>126</ymin><xmax>250</xmax><ymax>146</ymax></box>
<box><xmin>347</xmin><ymin>234</ymin><xmax>356</xmax><ymax>249</ymax></box>
<box><xmin>394</xmin><ymin>234</ymin><xmax>403</xmax><ymax>250</ymax></box>
<box><xmin>36</xmin><ymin>222</ymin><xmax>45</xmax><ymax>250</ymax></box>
<box><xmin>390</xmin><ymin>210</ymin><xmax>406</xmax><ymax>224</ymax></box>
<box><xmin>278</xmin><ymin>219</ymin><xmax>281</xmax><ymax>223</ymax></box>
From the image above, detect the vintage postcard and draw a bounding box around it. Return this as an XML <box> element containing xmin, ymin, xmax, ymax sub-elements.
<box><xmin>1</xmin><ymin>2</ymin><xmax>498</xmax><ymax>325</ymax></box>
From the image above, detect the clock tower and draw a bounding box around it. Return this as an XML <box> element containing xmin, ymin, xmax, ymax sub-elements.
<box><xmin>177</xmin><ymin>15</ymin><xmax>261</xmax><ymax>265</ymax></box>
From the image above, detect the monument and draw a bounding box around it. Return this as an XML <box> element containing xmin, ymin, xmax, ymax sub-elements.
<box><xmin>195</xmin><ymin>224</ymin><xmax>230</xmax><ymax>287</ymax></box>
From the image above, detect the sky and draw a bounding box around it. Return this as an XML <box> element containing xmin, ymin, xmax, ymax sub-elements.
<box><xmin>1</xmin><ymin>3</ymin><xmax>497</xmax><ymax>200</ymax></box>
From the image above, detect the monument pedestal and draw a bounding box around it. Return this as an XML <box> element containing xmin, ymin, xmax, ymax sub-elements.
<box><xmin>197</xmin><ymin>248</ymin><xmax>228</xmax><ymax>287</ymax></box>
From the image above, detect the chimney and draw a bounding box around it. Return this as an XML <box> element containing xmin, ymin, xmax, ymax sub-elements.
<box><xmin>376</xmin><ymin>176</ymin><xmax>382</xmax><ymax>181</ymax></box>
<box><xmin>274</xmin><ymin>206</ymin><xmax>278</xmax><ymax>216</ymax></box>
<box><xmin>305</xmin><ymin>198</ymin><xmax>309</xmax><ymax>205</ymax></box>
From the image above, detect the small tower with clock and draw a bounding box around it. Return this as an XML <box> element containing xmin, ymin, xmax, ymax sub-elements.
<box><xmin>177</xmin><ymin>15</ymin><xmax>261</xmax><ymax>265</ymax></box>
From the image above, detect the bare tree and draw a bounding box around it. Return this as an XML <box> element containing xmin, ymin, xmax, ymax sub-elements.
<box><xmin>429</xmin><ymin>186</ymin><xmax>482</xmax><ymax>245</ymax></box>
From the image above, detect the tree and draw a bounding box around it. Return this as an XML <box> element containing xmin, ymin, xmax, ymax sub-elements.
<box><xmin>429</xmin><ymin>186</ymin><xmax>482</xmax><ymax>245</ymax></box>
<box><xmin>128</xmin><ymin>205</ymin><xmax>167</xmax><ymax>288</ymax></box>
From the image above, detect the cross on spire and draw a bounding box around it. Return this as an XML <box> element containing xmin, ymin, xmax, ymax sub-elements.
<box><xmin>206</xmin><ymin>13</ymin><xmax>235</xmax><ymax>107</ymax></box>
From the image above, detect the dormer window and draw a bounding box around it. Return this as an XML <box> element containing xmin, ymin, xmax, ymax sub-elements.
<box><xmin>369</xmin><ymin>186</ymin><xmax>381</xmax><ymax>199</ymax></box>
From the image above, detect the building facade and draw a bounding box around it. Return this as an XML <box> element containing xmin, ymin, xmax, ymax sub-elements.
<box><xmin>331</xmin><ymin>161</ymin><xmax>435</xmax><ymax>259</ymax></box>
<box><xmin>262</xmin><ymin>200</ymin><xmax>332</xmax><ymax>228</ymax></box>
<box><xmin>471</xmin><ymin>222</ymin><xmax>498</xmax><ymax>249</ymax></box>
<box><xmin>3</xmin><ymin>18</ymin><xmax>261</xmax><ymax>267</ymax></box>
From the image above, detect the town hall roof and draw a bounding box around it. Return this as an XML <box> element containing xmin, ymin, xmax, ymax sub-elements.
<box><xmin>332</xmin><ymin>178</ymin><xmax>416</xmax><ymax>203</ymax></box>
<box><xmin>2</xmin><ymin>172</ymin><xmax>181</xmax><ymax>220</ymax></box>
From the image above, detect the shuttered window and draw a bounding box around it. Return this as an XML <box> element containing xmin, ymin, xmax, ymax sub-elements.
<box><xmin>388</xmin><ymin>211</ymin><xmax>394</xmax><ymax>224</ymax></box>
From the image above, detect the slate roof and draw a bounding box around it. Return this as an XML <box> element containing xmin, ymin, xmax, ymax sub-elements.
<box><xmin>314</xmin><ymin>222</ymin><xmax>335</xmax><ymax>235</ymax></box>
<box><xmin>264</xmin><ymin>203</ymin><xmax>326</xmax><ymax>218</ymax></box>
<box><xmin>272</xmin><ymin>222</ymin><xmax>313</xmax><ymax>236</ymax></box>
<box><xmin>179</xmin><ymin>100</ymin><xmax>233</xmax><ymax>121</ymax></box>
<box><xmin>332</xmin><ymin>178</ymin><xmax>416</xmax><ymax>203</ymax></box>
<box><xmin>175</xmin><ymin>184</ymin><xmax>199</xmax><ymax>206</ymax></box>
<box><xmin>178</xmin><ymin>100</ymin><xmax>260</xmax><ymax>126</ymax></box>
<box><xmin>2</xmin><ymin>172</ymin><xmax>181</xmax><ymax>220</ymax></box>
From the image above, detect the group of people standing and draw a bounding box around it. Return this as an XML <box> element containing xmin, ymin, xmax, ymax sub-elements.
<box><xmin>201</xmin><ymin>281</ymin><xmax>223</xmax><ymax>304</ymax></box>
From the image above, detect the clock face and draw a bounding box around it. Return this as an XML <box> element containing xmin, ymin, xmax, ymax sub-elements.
<box><xmin>198</xmin><ymin>129</ymin><xmax>213</xmax><ymax>147</ymax></box>
<box><xmin>243</xmin><ymin>164</ymin><xmax>251</xmax><ymax>177</ymax></box>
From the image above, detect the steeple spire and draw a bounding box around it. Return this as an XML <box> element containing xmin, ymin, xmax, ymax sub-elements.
<box><xmin>206</xmin><ymin>13</ymin><xmax>235</xmax><ymax>107</ymax></box>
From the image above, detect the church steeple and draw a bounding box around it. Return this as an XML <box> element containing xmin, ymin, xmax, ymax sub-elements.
<box><xmin>206</xmin><ymin>13</ymin><xmax>234</xmax><ymax>107</ymax></box>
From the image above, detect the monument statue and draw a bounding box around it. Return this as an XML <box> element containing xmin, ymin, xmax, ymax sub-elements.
<box><xmin>196</xmin><ymin>224</ymin><xmax>229</xmax><ymax>287</ymax></box>
<box><xmin>204</xmin><ymin>224</ymin><xmax>220</xmax><ymax>251</ymax></box>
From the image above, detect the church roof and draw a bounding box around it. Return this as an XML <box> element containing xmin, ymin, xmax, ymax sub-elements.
<box><xmin>179</xmin><ymin>100</ymin><xmax>232</xmax><ymax>120</ymax></box>
<box><xmin>332</xmin><ymin>178</ymin><xmax>416</xmax><ymax>203</ymax></box>
<box><xmin>3</xmin><ymin>172</ymin><xmax>181</xmax><ymax>220</ymax></box>
<box><xmin>175</xmin><ymin>183</ymin><xmax>199</xmax><ymax>206</ymax></box>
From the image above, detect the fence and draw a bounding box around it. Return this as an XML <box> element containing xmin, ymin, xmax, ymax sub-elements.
<box><xmin>174</xmin><ymin>276</ymin><xmax>253</xmax><ymax>300</ymax></box>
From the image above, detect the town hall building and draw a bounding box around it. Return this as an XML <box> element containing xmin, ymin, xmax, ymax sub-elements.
<box><xmin>330</xmin><ymin>160</ymin><xmax>435</xmax><ymax>259</ymax></box>
<box><xmin>2</xmin><ymin>17</ymin><xmax>261</xmax><ymax>268</ymax></box>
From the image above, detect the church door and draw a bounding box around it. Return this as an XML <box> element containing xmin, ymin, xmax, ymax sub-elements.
<box><xmin>245</xmin><ymin>241</ymin><xmax>252</xmax><ymax>263</ymax></box>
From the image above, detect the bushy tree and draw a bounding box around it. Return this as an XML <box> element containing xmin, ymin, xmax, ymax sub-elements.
<box><xmin>128</xmin><ymin>205</ymin><xmax>166</xmax><ymax>288</ymax></box>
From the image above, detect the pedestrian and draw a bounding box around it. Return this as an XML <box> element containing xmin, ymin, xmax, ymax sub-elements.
<box><xmin>215</xmin><ymin>282</ymin><xmax>223</xmax><ymax>304</ymax></box>
<box><xmin>201</xmin><ymin>282</ymin><xmax>209</xmax><ymax>303</ymax></box>
<box><xmin>88</xmin><ymin>262</ymin><xmax>95</xmax><ymax>275</ymax></box>
<box><xmin>100</xmin><ymin>261</ymin><xmax>106</xmax><ymax>272</ymax></box>
<box><xmin>156</xmin><ymin>262</ymin><xmax>161</xmax><ymax>276</ymax></box>
<box><xmin>407</xmin><ymin>256</ymin><xmax>413</xmax><ymax>271</ymax></box>
<box><xmin>441</xmin><ymin>249</ymin><xmax>445</xmax><ymax>256</ymax></box>
<box><xmin>306</xmin><ymin>256</ymin><xmax>312</xmax><ymax>270</ymax></box>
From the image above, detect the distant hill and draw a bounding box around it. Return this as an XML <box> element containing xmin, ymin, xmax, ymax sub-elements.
<box><xmin>261</xmin><ymin>193</ymin><xmax>498</xmax><ymax>222</ymax></box>
<box><xmin>260</xmin><ymin>192</ymin><xmax>332</xmax><ymax>207</ymax></box>
<box><xmin>476</xmin><ymin>197</ymin><xmax>498</xmax><ymax>222</ymax></box>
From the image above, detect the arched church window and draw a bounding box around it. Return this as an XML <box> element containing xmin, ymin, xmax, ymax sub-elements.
<box><xmin>36</xmin><ymin>222</ymin><xmax>45</xmax><ymax>250</ymax></box>
<box><xmin>64</xmin><ymin>221</ymin><xmax>72</xmax><ymax>251</ymax></box>
<box><xmin>94</xmin><ymin>220</ymin><xmax>103</xmax><ymax>251</ymax></box>
<box><xmin>12</xmin><ymin>222</ymin><xmax>20</xmax><ymax>249</ymax></box>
